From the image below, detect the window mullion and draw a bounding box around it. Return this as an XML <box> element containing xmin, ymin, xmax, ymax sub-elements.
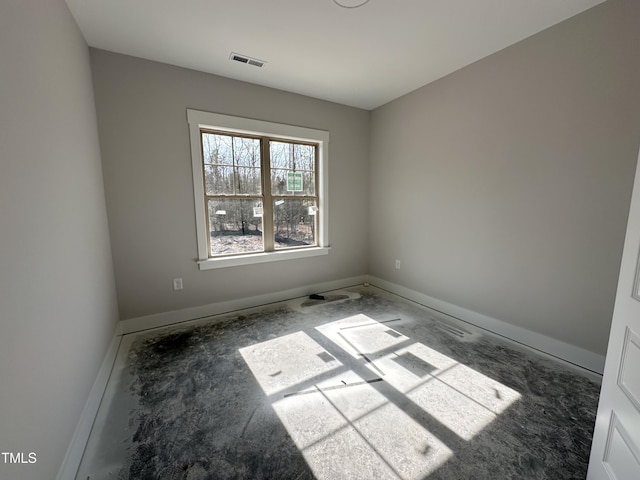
<box><xmin>261</xmin><ymin>137</ymin><xmax>274</xmax><ymax>252</ymax></box>
<box><xmin>231</xmin><ymin>135</ymin><xmax>237</xmax><ymax>195</ymax></box>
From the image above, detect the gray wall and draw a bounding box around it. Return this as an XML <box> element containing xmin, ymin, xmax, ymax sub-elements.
<box><xmin>0</xmin><ymin>1</ymin><xmax>119</xmax><ymax>478</ymax></box>
<box><xmin>90</xmin><ymin>50</ymin><xmax>370</xmax><ymax>320</ymax></box>
<box><xmin>369</xmin><ymin>0</ymin><xmax>640</xmax><ymax>356</ymax></box>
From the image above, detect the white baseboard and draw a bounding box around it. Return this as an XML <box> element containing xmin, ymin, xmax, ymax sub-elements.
<box><xmin>365</xmin><ymin>275</ymin><xmax>605</xmax><ymax>375</ymax></box>
<box><xmin>56</xmin><ymin>329</ymin><xmax>122</xmax><ymax>480</ymax></box>
<box><xmin>119</xmin><ymin>275</ymin><xmax>369</xmax><ymax>335</ymax></box>
<box><xmin>120</xmin><ymin>273</ymin><xmax>605</xmax><ymax>374</ymax></box>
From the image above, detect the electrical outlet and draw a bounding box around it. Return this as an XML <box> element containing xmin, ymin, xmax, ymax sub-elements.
<box><xmin>395</xmin><ymin>259</ymin><xmax>401</xmax><ymax>270</ymax></box>
<box><xmin>173</xmin><ymin>278</ymin><xmax>183</xmax><ymax>291</ymax></box>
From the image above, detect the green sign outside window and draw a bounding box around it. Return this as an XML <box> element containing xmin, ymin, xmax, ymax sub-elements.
<box><xmin>287</xmin><ymin>172</ymin><xmax>303</xmax><ymax>192</ymax></box>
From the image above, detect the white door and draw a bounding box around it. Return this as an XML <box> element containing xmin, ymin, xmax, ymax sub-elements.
<box><xmin>588</xmin><ymin>146</ymin><xmax>640</xmax><ymax>480</ymax></box>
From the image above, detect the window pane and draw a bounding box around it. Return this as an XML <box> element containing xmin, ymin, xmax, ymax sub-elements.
<box><xmin>208</xmin><ymin>199</ymin><xmax>264</xmax><ymax>256</ymax></box>
<box><xmin>204</xmin><ymin>165</ymin><xmax>234</xmax><ymax>195</ymax></box>
<box><xmin>294</xmin><ymin>144</ymin><xmax>315</xmax><ymax>171</ymax></box>
<box><xmin>302</xmin><ymin>171</ymin><xmax>315</xmax><ymax>195</ymax></box>
<box><xmin>269</xmin><ymin>141</ymin><xmax>290</xmax><ymax>169</ymax></box>
<box><xmin>235</xmin><ymin>166</ymin><xmax>261</xmax><ymax>194</ymax></box>
<box><xmin>270</xmin><ymin>142</ymin><xmax>315</xmax><ymax>170</ymax></box>
<box><xmin>202</xmin><ymin>133</ymin><xmax>233</xmax><ymax>166</ymax></box>
<box><xmin>273</xmin><ymin>198</ymin><xmax>317</xmax><ymax>249</ymax></box>
<box><xmin>271</xmin><ymin>169</ymin><xmax>289</xmax><ymax>195</ymax></box>
<box><xmin>233</xmin><ymin>137</ymin><xmax>261</xmax><ymax>167</ymax></box>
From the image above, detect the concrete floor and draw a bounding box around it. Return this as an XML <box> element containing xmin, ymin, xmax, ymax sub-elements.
<box><xmin>77</xmin><ymin>285</ymin><xmax>600</xmax><ymax>479</ymax></box>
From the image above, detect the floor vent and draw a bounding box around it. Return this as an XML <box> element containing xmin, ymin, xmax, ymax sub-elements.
<box><xmin>429</xmin><ymin>317</ymin><xmax>478</xmax><ymax>342</ymax></box>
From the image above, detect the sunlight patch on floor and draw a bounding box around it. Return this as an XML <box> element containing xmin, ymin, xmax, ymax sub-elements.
<box><xmin>239</xmin><ymin>331</ymin><xmax>343</xmax><ymax>396</ymax></box>
<box><xmin>240</xmin><ymin>314</ymin><xmax>520</xmax><ymax>479</ymax></box>
<box><xmin>274</xmin><ymin>384</ymin><xmax>453</xmax><ymax>480</ymax></box>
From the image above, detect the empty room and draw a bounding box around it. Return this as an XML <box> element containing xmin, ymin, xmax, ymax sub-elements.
<box><xmin>1</xmin><ymin>0</ymin><xmax>640</xmax><ymax>479</ymax></box>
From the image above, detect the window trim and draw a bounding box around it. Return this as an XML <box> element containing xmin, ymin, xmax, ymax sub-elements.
<box><xmin>187</xmin><ymin>109</ymin><xmax>330</xmax><ymax>270</ymax></box>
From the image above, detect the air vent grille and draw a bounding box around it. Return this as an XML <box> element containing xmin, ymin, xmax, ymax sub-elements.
<box><xmin>229</xmin><ymin>52</ymin><xmax>266</xmax><ymax>68</ymax></box>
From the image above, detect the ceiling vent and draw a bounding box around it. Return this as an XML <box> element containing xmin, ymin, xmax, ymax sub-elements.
<box><xmin>229</xmin><ymin>52</ymin><xmax>266</xmax><ymax>68</ymax></box>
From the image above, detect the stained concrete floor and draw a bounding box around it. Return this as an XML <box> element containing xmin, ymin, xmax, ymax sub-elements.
<box><xmin>76</xmin><ymin>285</ymin><xmax>601</xmax><ymax>480</ymax></box>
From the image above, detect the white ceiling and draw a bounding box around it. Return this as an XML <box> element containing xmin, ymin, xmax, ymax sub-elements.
<box><xmin>65</xmin><ymin>0</ymin><xmax>605</xmax><ymax>110</ymax></box>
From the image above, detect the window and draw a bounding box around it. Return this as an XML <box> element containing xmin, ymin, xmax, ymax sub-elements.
<box><xmin>188</xmin><ymin>110</ymin><xmax>329</xmax><ymax>269</ymax></box>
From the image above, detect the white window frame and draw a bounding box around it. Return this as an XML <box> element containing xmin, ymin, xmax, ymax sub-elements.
<box><xmin>187</xmin><ymin>109</ymin><xmax>330</xmax><ymax>270</ymax></box>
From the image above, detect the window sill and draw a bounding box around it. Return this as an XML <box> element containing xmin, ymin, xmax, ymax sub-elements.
<box><xmin>197</xmin><ymin>246</ymin><xmax>330</xmax><ymax>270</ymax></box>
